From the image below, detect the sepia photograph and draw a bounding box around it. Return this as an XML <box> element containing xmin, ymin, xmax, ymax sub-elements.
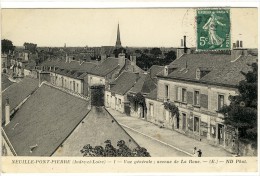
<box><xmin>0</xmin><ymin>3</ymin><xmax>258</xmax><ymax>174</ymax></box>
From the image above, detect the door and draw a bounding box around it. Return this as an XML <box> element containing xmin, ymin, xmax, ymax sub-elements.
<box><xmin>218</xmin><ymin>124</ymin><xmax>224</xmax><ymax>145</ymax></box>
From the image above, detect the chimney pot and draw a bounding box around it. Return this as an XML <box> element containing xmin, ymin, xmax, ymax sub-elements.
<box><xmin>90</xmin><ymin>85</ymin><xmax>105</xmax><ymax>107</ymax></box>
<box><xmin>184</xmin><ymin>36</ymin><xmax>187</xmax><ymax>48</ymax></box>
<box><xmin>240</xmin><ymin>41</ymin><xmax>243</xmax><ymax>48</ymax></box>
<box><xmin>181</xmin><ymin>39</ymin><xmax>184</xmax><ymax>47</ymax></box>
<box><xmin>236</xmin><ymin>40</ymin><xmax>240</xmax><ymax>48</ymax></box>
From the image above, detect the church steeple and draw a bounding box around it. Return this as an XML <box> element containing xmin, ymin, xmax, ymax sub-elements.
<box><xmin>115</xmin><ymin>23</ymin><xmax>122</xmax><ymax>49</ymax></box>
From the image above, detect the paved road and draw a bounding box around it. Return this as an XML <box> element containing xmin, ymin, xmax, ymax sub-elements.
<box><xmin>124</xmin><ymin>126</ymin><xmax>189</xmax><ymax>157</ymax></box>
<box><xmin>108</xmin><ymin>108</ymin><xmax>232</xmax><ymax>157</ymax></box>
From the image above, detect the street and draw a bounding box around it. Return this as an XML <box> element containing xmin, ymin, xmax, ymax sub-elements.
<box><xmin>124</xmin><ymin>126</ymin><xmax>190</xmax><ymax>157</ymax></box>
<box><xmin>107</xmin><ymin>108</ymin><xmax>232</xmax><ymax>157</ymax></box>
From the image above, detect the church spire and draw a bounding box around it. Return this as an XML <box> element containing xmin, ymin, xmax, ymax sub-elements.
<box><xmin>115</xmin><ymin>23</ymin><xmax>122</xmax><ymax>49</ymax></box>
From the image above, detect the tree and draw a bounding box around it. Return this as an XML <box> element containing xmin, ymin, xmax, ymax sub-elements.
<box><xmin>150</xmin><ymin>47</ymin><xmax>162</xmax><ymax>56</ymax></box>
<box><xmin>113</xmin><ymin>47</ymin><xmax>126</xmax><ymax>57</ymax></box>
<box><xmin>80</xmin><ymin>140</ymin><xmax>150</xmax><ymax>157</ymax></box>
<box><xmin>1</xmin><ymin>39</ymin><xmax>15</xmax><ymax>54</ymax></box>
<box><xmin>24</xmin><ymin>42</ymin><xmax>37</xmax><ymax>52</ymax></box>
<box><xmin>163</xmin><ymin>51</ymin><xmax>176</xmax><ymax>65</ymax></box>
<box><xmin>218</xmin><ymin>63</ymin><xmax>257</xmax><ymax>145</ymax></box>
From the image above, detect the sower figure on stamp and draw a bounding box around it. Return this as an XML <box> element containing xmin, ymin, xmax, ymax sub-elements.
<box><xmin>202</xmin><ymin>12</ymin><xmax>226</xmax><ymax>48</ymax></box>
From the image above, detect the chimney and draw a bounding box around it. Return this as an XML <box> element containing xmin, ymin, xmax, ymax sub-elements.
<box><xmin>118</xmin><ymin>53</ymin><xmax>126</xmax><ymax>67</ymax></box>
<box><xmin>65</xmin><ymin>54</ymin><xmax>68</xmax><ymax>62</ymax></box>
<box><xmin>5</xmin><ymin>98</ymin><xmax>10</xmax><ymax>126</ymax></box>
<box><xmin>130</xmin><ymin>55</ymin><xmax>136</xmax><ymax>66</ymax></box>
<box><xmin>231</xmin><ymin>40</ymin><xmax>247</xmax><ymax>62</ymax></box>
<box><xmin>236</xmin><ymin>40</ymin><xmax>240</xmax><ymax>48</ymax></box>
<box><xmin>240</xmin><ymin>41</ymin><xmax>243</xmax><ymax>48</ymax></box>
<box><xmin>90</xmin><ymin>85</ymin><xmax>105</xmax><ymax>107</ymax></box>
<box><xmin>184</xmin><ymin>35</ymin><xmax>187</xmax><ymax>49</ymax></box>
<box><xmin>176</xmin><ymin>36</ymin><xmax>190</xmax><ymax>59</ymax></box>
<box><xmin>233</xmin><ymin>43</ymin><xmax>236</xmax><ymax>49</ymax></box>
<box><xmin>100</xmin><ymin>54</ymin><xmax>107</xmax><ymax>63</ymax></box>
<box><xmin>134</xmin><ymin>72</ymin><xmax>140</xmax><ymax>82</ymax></box>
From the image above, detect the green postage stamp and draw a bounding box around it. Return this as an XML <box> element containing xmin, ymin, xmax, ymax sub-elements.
<box><xmin>197</xmin><ymin>9</ymin><xmax>230</xmax><ymax>50</ymax></box>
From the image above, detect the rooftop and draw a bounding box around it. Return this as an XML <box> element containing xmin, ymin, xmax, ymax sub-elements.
<box><xmin>53</xmin><ymin>106</ymin><xmax>139</xmax><ymax>156</ymax></box>
<box><xmin>109</xmin><ymin>71</ymin><xmax>139</xmax><ymax>95</ymax></box>
<box><xmin>2</xmin><ymin>77</ymin><xmax>39</xmax><ymax>125</ymax></box>
<box><xmin>88</xmin><ymin>58</ymin><xmax>120</xmax><ymax>77</ymax></box>
<box><xmin>158</xmin><ymin>53</ymin><xmax>258</xmax><ymax>87</ymax></box>
<box><xmin>129</xmin><ymin>73</ymin><xmax>157</xmax><ymax>95</ymax></box>
<box><xmin>3</xmin><ymin>83</ymin><xmax>90</xmax><ymax>156</ymax></box>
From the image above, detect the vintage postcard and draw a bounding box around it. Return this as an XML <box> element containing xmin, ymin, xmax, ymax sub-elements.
<box><xmin>0</xmin><ymin>4</ymin><xmax>259</xmax><ymax>175</ymax></box>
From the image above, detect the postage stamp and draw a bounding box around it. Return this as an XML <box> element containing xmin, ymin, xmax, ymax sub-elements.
<box><xmin>197</xmin><ymin>9</ymin><xmax>230</xmax><ymax>50</ymax></box>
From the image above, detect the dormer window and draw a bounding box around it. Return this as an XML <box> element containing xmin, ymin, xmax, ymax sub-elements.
<box><xmin>196</xmin><ymin>68</ymin><xmax>201</xmax><ymax>80</ymax></box>
<box><xmin>164</xmin><ymin>66</ymin><xmax>168</xmax><ymax>76</ymax></box>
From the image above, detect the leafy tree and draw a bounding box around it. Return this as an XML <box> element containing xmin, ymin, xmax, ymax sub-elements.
<box><xmin>24</xmin><ymin>42</ymin><xmax>37</xmax><ymax>52</ymax></box>
<box><xmin>163</xmin><ymin>101</ymin><xmax>179</xmax><ymax>118</ymax></box>
<box><xmin>150</xmin><ymin>47</ymin><xmax>162</xmax><ymax>56</ymax></box>
<box><xmin>113</xmin><ymin>47</ymin><xmax>126</xmax><ymax>57</ymax></box>
<box><xmin>219</xmin><ymin>63</ymin><xmax>257</xmax><ymax>145</ymax></box>
<box><xmin>163</xmin><ymin>51</ymin><xmax>176</xmax><ymax>65</ymax></box>
<box><xmin>1</xmin><ymin>39</ymin><xmax>15</xmax><ymax>54</ymax></box>
<box><xmin>80</xmin><ymin>140</ymin><xmax>150</xmax><ymax>157</ymax></box>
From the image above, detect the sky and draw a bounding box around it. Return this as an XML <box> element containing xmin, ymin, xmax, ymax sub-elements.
<box><xmin>1</xmin><ymin>8</ymin><xmax>258</xmax><ymax>48</ymax></box>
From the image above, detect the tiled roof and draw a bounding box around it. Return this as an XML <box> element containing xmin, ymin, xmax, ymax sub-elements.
<box><xmin>88</xmin><ymin>58</ymin><xmax>119</xmax><ymax>76</ymax></box>
<box><xmin>41</xmin><ymin>60</ymin><xmax>97</xmax><ymax>73</ymax></box>
<box><xmin>201</xmin><ymin>55</ymin><xmax>257</xmax><ymax>86</ymax></box>
<box><xmin>3</xmin><ymin>84</ymin><xmax>90</xmax><ymax>156</ymax></box>
<box><xmin>53</xmin><ymin>106</ymin><xmax>139</xmax><ymax>156</ymax></box>
<box><xmin>2</xmin><ymin>77</ymin><xmax>39</xmax><ymax>125</ymax></box>
<box><xmin>129</xmin><ymin>73</ymin><xmax>157</xmax><ymax>94</ymax></box>
<box><xmin>161</xmin><ymin>53</ymin><xmax>257</xmax><ymax>87</ymax></box>
<box><xmin>110</xmin><ymin>71</ymin><xmax>139</xmax><ymax>95</ymax></box>
<box><xmin>1</xmin><ymin>74</ymin><xmax>14</xmax><ymax>91</ymax></box>
<box><xmin>148</xmin><ymin>65</ymin><xmax>164</xmax><ymax>79</ymax></box>
<box><xmin>146</xmin><ymin>88</ymin><xmax>157</xmax><ymax>100</ymax></box>
<box><xmin>24</xmin><ymin>61</ymin><xmax>36</xmax><ymax>70</ymax></box>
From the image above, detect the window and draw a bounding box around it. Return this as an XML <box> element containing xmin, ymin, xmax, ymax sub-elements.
<box><xmin>182</xmin><ymin>88</ymin><xmax>187</xmax><ymax>102</ymax></box>
<box><xmin>194</xmin><ymin>116</ymin><xmax>200</xmax><ymax>133</ymax></box>
<box><xmin>73</xmin><ymin>81</ymin><xmax>75</xmax><ymax>91</ymax></box>
<box><xmin>76</xmin><ymin>83</ymin><xmax>79</xmax><ymax>92</ymax></box>
<box><xmin>107</xmin><ymin>95</ymin><xmax>109</xmax><ymax>105</ymax></box>
<box><xmin>165</xmin><ymin>85</ymin><xmax>169</xmax><ymax>99</ymax></box>
<box><xmin>176</xmin><ymin>87</ymin><xmax>187</xmax><ymax>103</ymax></box>
<box><xmin>218</xmin><ymin>94</ymin><xmax>225</xmax><ymax>110</ymax></box>
<box><xmin>177</xmin><ymin>87</ymin><xmax>182</xmax><ymax>101</ymax></box>
<box><xmin>194</xmin><ymin>91</ymin><xmax>200</xmax><ymax>106</ymax></box>
<box><xmin>149</xmin><ymin>103</ymin><xmax>154</xmax><ymax>117</ymax></box>
<box><xmin>182</xmin><ymin>113</ymin><xmax>186</xmax><ymax>130</ymax></box>
<box><xmin>118</xmin><ymin>99</ymin><xmax>121</xmax><ymax>108</ymax></box>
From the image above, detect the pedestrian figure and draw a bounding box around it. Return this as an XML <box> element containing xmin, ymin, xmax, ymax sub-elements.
<box><xmin>193</xmin><ymin>147</ymin><xmax>197</xmax><ymax>155</ymax></box>
<box><xmin>197</xmin><ymin>149</ymin><xmax>202</xmax><ymax>157</ymax></box>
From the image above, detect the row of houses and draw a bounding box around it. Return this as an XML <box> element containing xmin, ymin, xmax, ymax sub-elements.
<box><xmin>3</xmin><ymin>38</ymin><xmax>257</xmax><ymax>155</ymax></box>
<box><xmin>2</xmin><ymin>78</ymin><xmax>139</xmax><ymax>156</ymax></box>
<box><xmin>104</xmin><ymin>42</ymin><xmax>257</xmax><ymax>155</ymax></box>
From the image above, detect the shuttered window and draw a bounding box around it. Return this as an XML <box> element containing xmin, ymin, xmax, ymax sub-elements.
<box><xmin>218</xmin><ymin>94</ymin><xmax>225</xmax><ymax>110</ymax></box>
<box><xmin>200</xmin><ymin>94</ymin><xmax>208</xmax><ymax>109</ymax></box>
<box><xmin>182</xmin><ymin>88</ymin><xmax>187</xmax><ymax>102</ymax></box>
<box><xmin>194</xmin><ymin>91</ymin><xmax>200</xmax><ymax>105</ymax></box>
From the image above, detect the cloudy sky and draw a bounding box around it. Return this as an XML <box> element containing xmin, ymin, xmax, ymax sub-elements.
<box><xmin>1</xmin><ymin>8</ymin><xmax>258</xmax><ymax>48</ymax></box>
